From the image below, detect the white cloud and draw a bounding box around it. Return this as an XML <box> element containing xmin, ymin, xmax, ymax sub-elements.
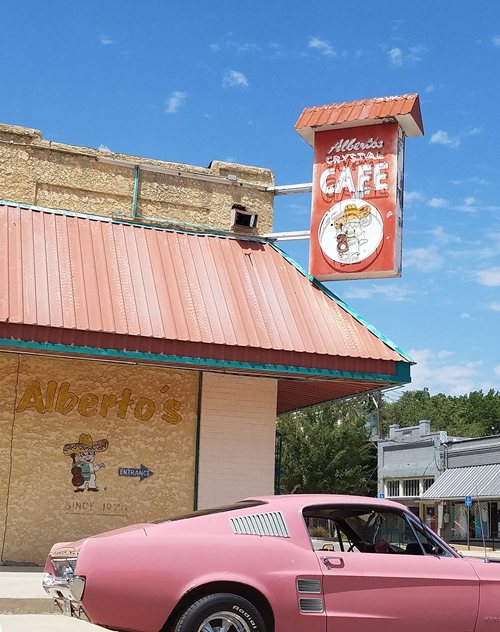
<box><xmin>343</xmin><ymin>284</ymin><xmax>416</xmax><ymax>302</ymax></box>
<box><xmin>407</xmin><ymin>348</ymin><xmax>481</xmax><ymax>395</ymax></box>
<box><xmin>461</xmin><ymin>313</ymin><xmax>472</xmax><ymax>319</ymax></box>
<box><xmin>428</xmin><ymin>226</ymin><xmax>461</xmax><ymax>245</ymax></box>
<box><xmin>466</xmin><ymin>127</ymin><xmax>481</xmax><ymax>136</ymax></box>
<box><xmin>492</xmin><ymin>35</ymin><xmax>500</xmax><ymax>47</ymax></box>
<box><xmin>222</xmin><ymin>70</ymin><xmax>249</xmax><ymax>88</ymax></box>
<box><xmin>308</xmin><ymin>37</ymin><xmax>335</xmax><ymax>57</ymax></box>
<box><xmin>427</xmin><ymin>197</ymin><xmax>448</xmax><ymax>208</ymax></box>
<box><xmin>451</xmin><ymin>176</ymin><xmax>489</xmax><ymax>185</ymax></box>
<box><xmin>209</xmin><ymin>36</ymin><xmax>260</xmax><ymax>54</ymax></box>
<box><xmin>100</xmin><ymin>35</ymin><xmax>114</xmax><ymax>45</ymax></box>
<box><xmin>477</xmin><ymin>267</ymin><xmax>500</xmax><ymax>287</ymax></box>
<box><xmin>387</xmin><ymin>45</ymin><xmax>425</xmax><ymax>66</ymax></box>
<box><xmin>404</xmin><ymin>247</ymin><xmax>444</xmax><ymax>272</ymax></box>
<box><xmin>387</xmin><ymin>47</ymin><xmax>403</xmax><ymax>66</ymax></box>
<box><xmin>98</xmin><ymin>144</ymin><xmax>111</xmax><ymax>152</ymax></box>
<box><xmin>495</xmin><ymin>365</ymin><xmax>500</xmax><ymax>377</ymax></box>
<box><xmin>165</xmin><ymin>91</ymin><xmax>187</xmax><ymax>114</ymax></box>
<box><xmin>405</xmin><ymin>190</ymin><xmax>422</xmax><ymax>204</ymax></box>
<box><xmin>456</xmin><ymin>196</ymin><xmax>479</xmax><ymax>214</ymax></box>
<box><xmin>430</xmin><ymin>130</ymin><xmax>460</xmax><ymax>148</ymax></box>
<box><xmin>488</xmin><ymin>302</ymin><xmax>500</xmax><ymax>312</ymax></box>
<box><xmin>437</xmin><ymin>350</ymin><xmax>455</xmax><ymax>359</ymax></box>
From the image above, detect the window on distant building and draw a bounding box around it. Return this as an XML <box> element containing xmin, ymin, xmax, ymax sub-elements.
<box><xmin>386</xmin><ymin>480</ymin><xmax>400</xmax><ymax>497</ymax></box>
<box><xmin>403</xmin><ymin>479</ymin><xmax>420</xmax><ymax>497</ymax></box>
<box><xmin>422</xmin><ymin>477</ymin><xmax>434</xmax><ymax>492</ymax></box>
<box><xmin>385</xmin><ymin>477</ymin><xmax>436</xmax><ymax>499</ymax></box>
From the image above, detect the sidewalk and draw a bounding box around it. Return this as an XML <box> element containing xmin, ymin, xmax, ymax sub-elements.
<box><xmin>0</xmin><ymin>568</ymin><xmax>105</xmax><ymax>630</ymax></box>
<box><xmin>455</xmin><ymin>544</ymin><xmax>500</xmax><ymax>561</ymax></box>
<box><xmin>0</xmin><ymin>567</ymin><xmax>51</xmax><ymax>615</ymax></box>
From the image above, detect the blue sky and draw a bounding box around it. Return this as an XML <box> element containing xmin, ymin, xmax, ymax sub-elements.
<box><xmin>2</xmin><ymin>1</ymin><xmax>499</xmax><ymax>397</ymax></box>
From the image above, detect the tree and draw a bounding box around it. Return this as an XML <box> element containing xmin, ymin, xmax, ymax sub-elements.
<box><xmin>381</xmin><ymin>388</ymin><xmax>500</xmax><ymax>438</ymax></box>
<box><xmin>277</xmin><ymin>397</ymin><xmax>376</xmax><ymax>496</ymax></box>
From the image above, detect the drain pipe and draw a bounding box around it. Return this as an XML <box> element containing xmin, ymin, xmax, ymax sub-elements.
<box><xmin>131</xmin><ymin>165</ymin><xmax>140</xmax><ymax>218</ymax></box>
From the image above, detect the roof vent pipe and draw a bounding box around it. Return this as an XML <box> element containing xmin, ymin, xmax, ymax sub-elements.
<box><xmin>419</xmin><ymin>420</ymin><xmax>432</xmax><ymax>436</ymax></box>
<box><xmin>388</xmin><ymin>424</ymin><xmax>400</xmax><ymax>440</ymax></box>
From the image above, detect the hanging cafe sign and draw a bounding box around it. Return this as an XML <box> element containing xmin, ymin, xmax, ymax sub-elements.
<box><xmin>295</xmin><ymin>94</ymin><xmax>424</xmax><ymax>281</ymax></box>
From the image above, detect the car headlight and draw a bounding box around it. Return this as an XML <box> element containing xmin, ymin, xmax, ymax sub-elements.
<box><xmin>52</xmin><ymin>557</ymin><xmax>78</xmax><ymax>579</ymax></box>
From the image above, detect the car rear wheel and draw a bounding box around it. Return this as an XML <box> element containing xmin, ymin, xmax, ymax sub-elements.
<box><xmin>174</xmin><ymin>592</ymin><xmax>267</xmax><ymax>632</ymax></box>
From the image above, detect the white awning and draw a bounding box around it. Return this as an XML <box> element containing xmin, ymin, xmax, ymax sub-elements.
<box><xmin>421</xmin><ymin>464</ymin><xmax>500</xmax><ymax>500</ymax></box>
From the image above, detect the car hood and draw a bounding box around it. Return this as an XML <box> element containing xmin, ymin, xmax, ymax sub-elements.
<box><xmin>466</xmin><ymin>556</ymin><xmax>500</xmax><ymax>580</ymax></box>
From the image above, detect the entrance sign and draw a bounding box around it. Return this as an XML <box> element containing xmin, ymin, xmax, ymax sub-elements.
<box><xmin>295</xmin><ymin>94</ymin><xmax>424</xmax><ymax>281</ymax></box>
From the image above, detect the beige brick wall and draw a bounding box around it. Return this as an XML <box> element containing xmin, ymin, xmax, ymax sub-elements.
<box><xmin>0</xmin><ymin>352</ymin><xmax>199</xmax><ymax>565</ymax></box>
<box><xmin>197</xmin><ymin>373</ymin><xmax>278</xmax><ymax>508</ymax></box>
<box><xmin>0</xmin><ymin>123</ymin><xmax>275</xmax><ymax>233</ymax></box>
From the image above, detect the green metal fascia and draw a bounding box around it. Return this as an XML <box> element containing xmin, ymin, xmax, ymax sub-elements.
<box><xmin>270</xmin><ymin>242</ymin><xmax>415</xmax><ymax>364</ymax></box>
<box><xmin>0</xmin><ymin>337</ymin><xmax>410</xmax><ymax>384</ymax></box>
<box><xmin>131</xmin><ymin>166</ymin><xmax>140</xmax><ymax>218</ymax></box>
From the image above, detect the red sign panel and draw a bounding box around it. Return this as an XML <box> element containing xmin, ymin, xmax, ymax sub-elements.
<box><xmin>309</xmin><ymin>122</ymin><xmax>404</xmax><ymax>280</ymax></box>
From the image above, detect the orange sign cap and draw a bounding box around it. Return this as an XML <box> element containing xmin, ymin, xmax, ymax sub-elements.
<box><xmin>295</xmin><ymin>93</ymin><xmax>423</xmax><ymax>147</ymax></box>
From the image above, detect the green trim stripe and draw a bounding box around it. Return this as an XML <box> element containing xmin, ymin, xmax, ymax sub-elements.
<box><xmin>0</xmin><ymin>337</ymin><xmax>410</xmax><ymax>384</ymax></box>
<box><xmin>193</xmin><ymin>371</ymin><xmax>203</xmax><ymax>511</ymax></box>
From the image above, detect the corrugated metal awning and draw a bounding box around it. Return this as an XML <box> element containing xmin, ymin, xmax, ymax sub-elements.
<box><xmin>421</xmin><ymin>464</ymin><xmax>500</xmax><ymax>500</ymax></box>
<box><xmin>0</xmin><ymin>203</ymin><xmax>412</xmax><ymax>412</ymax></box>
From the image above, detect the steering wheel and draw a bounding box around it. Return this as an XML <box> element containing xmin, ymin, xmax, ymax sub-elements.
<box><xmin>348</xmin><ymin>540</ymin><xmax>366</xmax><ymax>552</ymax></box>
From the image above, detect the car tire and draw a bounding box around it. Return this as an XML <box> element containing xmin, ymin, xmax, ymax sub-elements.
<box><xmin>174</xmin><ymin>592</ymin><xmax>267</xmax><ymax>632</ymax></box>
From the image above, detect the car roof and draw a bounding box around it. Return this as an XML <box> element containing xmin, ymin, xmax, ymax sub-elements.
<box><xmin>242</xmin><ymin>494</ymin><xmax>408</xmax><ymax>512</ymax></box>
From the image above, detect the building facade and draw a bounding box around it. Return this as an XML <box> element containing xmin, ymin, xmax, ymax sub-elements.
<box><xmin>0</xmin><ymin>123</ymin><xmax>412</xmax><ymax>564</ymax></box>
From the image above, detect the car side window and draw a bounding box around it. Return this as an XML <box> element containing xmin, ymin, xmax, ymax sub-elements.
<box><xmin>407</xmin><ymin>519</ymin><xmax>454</xmax><ymax>557</ymax></box>
<box><xmin>303</xmin><ymin>504</ymin><xmax>454</xmax><ymax>555</ymax></box>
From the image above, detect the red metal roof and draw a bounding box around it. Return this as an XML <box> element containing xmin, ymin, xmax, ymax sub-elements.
<box><xmin>0</xmin><ymin>204</ymin><xmax>411</xmax><ymax>409</ymax></box>
<box><xmin>295</xmin><ymin>94</ymin><xmax>424</xmax><ymax>146</ymax></box>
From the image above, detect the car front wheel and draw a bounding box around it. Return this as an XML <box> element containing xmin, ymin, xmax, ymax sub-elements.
<box><xmin>174</xmin><ymin>592</ymin><xmax>267</xmax><ymax>632</ymax></box>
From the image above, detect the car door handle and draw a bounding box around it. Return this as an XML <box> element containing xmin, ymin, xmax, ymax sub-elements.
<box><xmin>321</xmin><ymin>556</ymin><xmax>344</xmax><ymax>569</ymax></box>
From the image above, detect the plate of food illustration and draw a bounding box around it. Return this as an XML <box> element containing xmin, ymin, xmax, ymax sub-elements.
<box><xmin>318</xmin><ymin>199</ymin><xmax>384</xmax><ymax>265</ymax></box>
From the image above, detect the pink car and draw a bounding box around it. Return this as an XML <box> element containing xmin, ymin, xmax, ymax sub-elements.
<box><xmin>43</xmin><ymin>495</ymin><xmax>500</xmax><ymax>632</ymax></box>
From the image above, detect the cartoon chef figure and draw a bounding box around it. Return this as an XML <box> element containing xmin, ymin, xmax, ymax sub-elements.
<box><xmin>63</xmin><ymin>433</ymin><xmax>109</xmax><ymax>492</ymax></box>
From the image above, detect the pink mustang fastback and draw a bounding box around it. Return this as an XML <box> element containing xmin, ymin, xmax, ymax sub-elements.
<box><xmin>43</xmin><ymin>494</ymin><xmax>500</xmax><ymax>632</ymax></box>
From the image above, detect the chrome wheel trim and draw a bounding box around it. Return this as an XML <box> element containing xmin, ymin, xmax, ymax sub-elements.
<box><xmin>198</xmin><ymin>610</ymin><xmax>252</xmax><ymax>632</ymax></box>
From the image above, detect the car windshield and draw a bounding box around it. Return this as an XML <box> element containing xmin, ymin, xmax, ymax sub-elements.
<box><xmin>303</xmin><ymin>504</ymin><xmax>455</xmax><ymax>557</ymax></box>
<box><xmin>152</xmin><ymin>500</ymin><xmax>266</xmax><ymax>523</ymax></box>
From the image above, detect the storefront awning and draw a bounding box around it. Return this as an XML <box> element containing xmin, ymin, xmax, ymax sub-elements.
<box><xmin>422</xmin><ymin>464</ymin><xmax>500</xmax><ymax>500</ymax></box>
<box><xmin>0</xmin><ymin>203</ymin><xmax>412</xmax><ymax>412</ymax></box>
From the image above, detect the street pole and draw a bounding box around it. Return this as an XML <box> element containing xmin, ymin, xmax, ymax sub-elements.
<box><xmin>467</xmin><ymin>506</ymin><xmax>470</xmax><ymax>551</ymax></box>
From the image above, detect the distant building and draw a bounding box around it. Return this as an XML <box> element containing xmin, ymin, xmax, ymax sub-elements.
<box><xmin>422</xmin><ymin>435</ymin><xmax>500</xmax><ymax>544</ymax></box>
<box><xmin>378</xmin><ymin>421</ymin><xmax>500</xmax><ymax>544</ymax></box>
<box><xmin>377</xmin><ymin>421</ymin><xmax>464</xmax><ymax>534</ymax></box>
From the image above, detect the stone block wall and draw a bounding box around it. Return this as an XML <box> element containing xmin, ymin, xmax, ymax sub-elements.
<box><xmin>0</xmin><ymin>123</ymin><xmax>275</xmax><ymax>233</ymax></box>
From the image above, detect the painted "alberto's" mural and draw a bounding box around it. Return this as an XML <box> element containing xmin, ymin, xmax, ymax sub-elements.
<box><xmin>16</xmin><ymin>380</ymin><xmax>183</xmax><ymax>424</ymax></box>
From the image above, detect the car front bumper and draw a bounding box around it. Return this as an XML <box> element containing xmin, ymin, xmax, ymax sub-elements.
<box><xmin>42</xmin><ymin>572</ymin><xmax>89</xmax><ymax>620</ymax></box>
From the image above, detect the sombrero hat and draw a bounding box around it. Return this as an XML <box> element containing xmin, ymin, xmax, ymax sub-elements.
<box><xmin>63</xmin><ymin>433</ymin><xmax>109</xmax><ymax>455</ymax></box>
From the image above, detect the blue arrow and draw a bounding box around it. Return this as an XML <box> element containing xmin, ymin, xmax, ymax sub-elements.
<box><xmin>118</xmin><ymin>464</ymin><xmax>154</xmax><ymax>482</ymax></box>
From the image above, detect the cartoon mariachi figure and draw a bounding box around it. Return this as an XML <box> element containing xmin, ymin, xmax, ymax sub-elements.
<box><xmin>63</xmin><ymin>433</ymin><xmax>109</xmax><ymax>492</ymax></box>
